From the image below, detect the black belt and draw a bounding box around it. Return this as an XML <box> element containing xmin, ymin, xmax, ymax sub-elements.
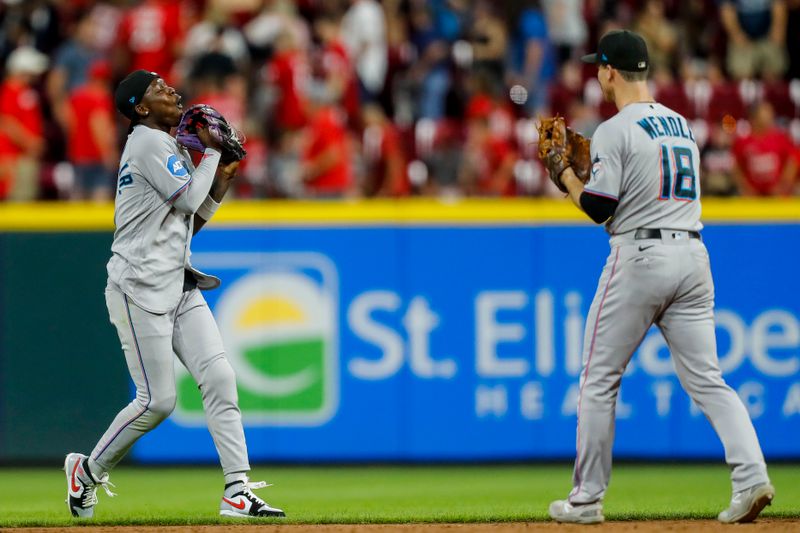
<box><xmin>183</xmin><ymin>270</ymin><xmax>198</xmax><ymax>292</ymax></box>
<box><xmin>634</xmin><ymin>228</ymin><xmax>701</xmax><ymax>240</ymax></box>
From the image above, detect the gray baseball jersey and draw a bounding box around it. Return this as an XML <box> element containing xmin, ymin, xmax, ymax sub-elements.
<box><xmin>584</xmin><ymin>102</ymin><xmax>702</xmax><ymax>234</ymax></box>
<box><xmin>88</xmin><ymin>124</ymin><xmax>253</xmax><ymax>485</ymax></box>
<box><xmin>567</xmin><ymin>102</ymin><xmax>769</xmax><ymax>506</ymax></box>
<box><xmin>107</xmin><ymin>125</ymin><xmax>221</xmax><ymax>313</ymax></box>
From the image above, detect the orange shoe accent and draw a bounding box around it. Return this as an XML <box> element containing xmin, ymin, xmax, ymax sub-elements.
<box><xmin>223</xmin><ymin>497</ymin><xmax>246</xmax><ymax>510</ymax></box>
<box><xmin>70</xmin><ymin>458</ymin><xmax>82</xmax><ymax>493</ymax></box>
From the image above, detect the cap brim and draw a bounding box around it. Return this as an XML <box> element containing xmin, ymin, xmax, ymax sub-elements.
<box><xmin>581</xmin><ymin>53</ymin><xmax>598</xmax><ymax>64</ymax></box>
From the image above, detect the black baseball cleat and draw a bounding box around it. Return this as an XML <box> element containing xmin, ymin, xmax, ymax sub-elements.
<box><xmin>219</xmin><ymin>479</ymin><xmax>285</xmax><ymax>518</ymax></box>
<box><xmin>64</xmin><ymin>453</ymin><xmax>116</xmax><ymax>518</ymax></box>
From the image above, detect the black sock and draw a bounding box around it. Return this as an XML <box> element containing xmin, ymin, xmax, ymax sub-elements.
<box><xmin>82</xmin><ymin>458</ymin><xmax>94</xmax><ymax>481</ymax></box>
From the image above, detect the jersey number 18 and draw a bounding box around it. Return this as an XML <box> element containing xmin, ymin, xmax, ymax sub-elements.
<box><xmin>658</xmin><ymin>145</ymin><xmax>697</xmax><ymax>201</ymax></box>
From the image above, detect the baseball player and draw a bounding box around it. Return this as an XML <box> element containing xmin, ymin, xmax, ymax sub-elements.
<box><xmin>64</xmin><ymin>70</ymin><xmax>285</xmax><ymax>519</ymax></box>
<box><xmin>540</xmin><ymin>31</ymin><xmax>774</xmax><ymax>524</ymax></box>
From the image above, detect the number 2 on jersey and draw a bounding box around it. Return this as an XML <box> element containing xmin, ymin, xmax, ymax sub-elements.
<box><xmin>659</xmin><ymin>145</ymin><xmax>697</xmax><ymax>201</ymax></box>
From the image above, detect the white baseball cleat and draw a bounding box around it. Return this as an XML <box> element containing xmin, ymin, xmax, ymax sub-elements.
<box><xmin>64</xmin><ymin>453</ymin><xmax>115</xmax><ymax>518</ymax></box>
<box><xmin>549</xmin><ymin>499</ymin><xmax>604</xmax><ymax>524</ymax></box>
<box><xmin>717</xmin><ymin>483</ymin><xmax>775</xmax><ymax>524</ymax></box>
<box><xmin>220</xmin><ymin>479</ymin><xmax>285</xmax><ymax>518</ymax></box>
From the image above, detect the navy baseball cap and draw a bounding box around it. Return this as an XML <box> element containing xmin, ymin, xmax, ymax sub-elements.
<box><xmin>114</xmin><ymin>70</ymin><xmax>159</xmax><ymax>119</ymax></box>
<box><xmin>581</xmin><ymin>30</ymin><xmax>649</xmax><ymax>72</ymax></box>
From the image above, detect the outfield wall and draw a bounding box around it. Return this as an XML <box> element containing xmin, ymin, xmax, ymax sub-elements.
<box><xmin>0</xmin><ymin>199</ymin><xmax>798</xmax><ymax>462</ymax></box>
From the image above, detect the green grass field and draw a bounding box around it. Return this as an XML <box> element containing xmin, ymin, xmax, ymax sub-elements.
<box><xmin>0</xmin><ymin>464</ymin><xmax>797</xmax><ymax>527</ymax></box>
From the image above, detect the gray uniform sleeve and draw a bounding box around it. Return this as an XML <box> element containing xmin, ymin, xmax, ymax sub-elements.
<box><xmin>584</xmin><ymin>123</ymin><xmax>624</xmax><ymax>201</ymax></box>
<box><xmin>135</xmin><ymin>134</ymin><xmax>222</xmax><ymax>215</ymax></box>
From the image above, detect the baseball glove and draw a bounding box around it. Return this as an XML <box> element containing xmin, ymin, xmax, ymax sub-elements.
<box><xmin>176</xmin><ymin>104</ymin><xmax>246</xmax><ymax>163</ymax></box>
<box><xmin>566</xmin><ymin>127</ymin><xmax>591</xmax><ymax>184</ymax></box>
<box><xmin>537</xmin><ymin>116</ymin><xmax>591</xmax><ymax>193</ymax></box>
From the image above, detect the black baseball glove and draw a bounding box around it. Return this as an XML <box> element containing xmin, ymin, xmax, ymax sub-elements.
<box><xmin>176</xmin><ymin>104</ymin><xmax>246</xmax><ymax>163</ymax></box>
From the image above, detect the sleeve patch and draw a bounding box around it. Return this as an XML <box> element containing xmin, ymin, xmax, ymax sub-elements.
<box><xmin>591</xmin><ymin>157</ymin><xmax>602</xmax><ymax>177</ymax></box>
<box><xmin>166</xmin><ymin>154</ymin><xmax>189</xmax><ymax>178</ymax></box>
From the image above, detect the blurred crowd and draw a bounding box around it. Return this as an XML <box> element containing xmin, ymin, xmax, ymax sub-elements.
<box><xmin>0</xmin><ymin>0</ymin><xmax>799</xmax><ymax>201</ymax></box>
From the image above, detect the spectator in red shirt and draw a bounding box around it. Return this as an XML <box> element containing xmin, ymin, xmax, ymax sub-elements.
<box><xmin>300</xmin><ymin>82</ymin><xmax>354</xmax><ymax>197</ymax></box>
<box><xmin>548</xmin><ymin>60</ymin><xmax>583</xmax><ymax>120</ymax></box>
<box><xmin>732</xmin><ymin>101</ymin><xmax>797</xmax><ymax>196</ymax></box>
<box><xmin>314</xmin><ymin>14</ymin><xmax>360</xmax><ymax>130</ymax></box>
<box><xmin>65</xmin><ymin>60</ymin><xmax>118</xmax><ymax>201</ymax></box>
<box><xmin>788</xmin><ymin>144</ymin><xmax>800</xmax><ymax>196</ymax></box>
<box><xmin>361</xmin><ymin>104</ymin><xmax>408</xmax><ymax>197</ymax></box>
<box><xmin>0</xmin><ymin>47</ymin><xmax>48</xmax><ymax>201</ymax></box>
<box><xmin>459</xmin><ymin>97</ymin><xmax>518</xmax><ymax>196</ymax></box>
<box><xmin>266</xmin><ymin>30</ymin><xmax>309</xmax><ymax>132</ymax></box>
<box><xmin>115</xmin><ymin>0</ymin><xmax>185</xmax><ymax>84</ymax></box>
<box><xmin>464</xmin><ymin>82</ymin><xmax>516</xmax><ymax>143</ymax></box>
<box><xmin>188</xmin><ymin>55</ymin><xmax>246</xmax><ymax>131</ymax></box>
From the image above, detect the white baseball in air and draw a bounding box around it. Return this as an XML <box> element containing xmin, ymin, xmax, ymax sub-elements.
<box><xmin>510</xmin><ymin>85</ymin><xmax>528</xmax><ymax>105</ymax></box>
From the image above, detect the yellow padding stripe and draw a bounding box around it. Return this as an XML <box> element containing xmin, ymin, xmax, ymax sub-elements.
<box><xmin>0</xmin><ymin>198</ymin><xmax>796</xmax><ymax>231</ymax></box>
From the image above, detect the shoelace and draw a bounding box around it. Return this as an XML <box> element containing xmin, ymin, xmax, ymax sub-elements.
<box><xmin>82</xmin><ymin>475</ymin><xmax>117</xmax><ymax>507</ymax></box>
<box><xmin>239</xmin><ymin>480</ymin><xmax>274</xmax><ymax>507</ymax></box>
<box><xmin>242</xmin><ymin>480</ymin><xmax>271</xmax><ymax>497</ymax></box>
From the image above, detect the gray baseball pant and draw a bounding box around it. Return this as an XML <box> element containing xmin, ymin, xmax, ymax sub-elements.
<box><xmin>89</xmin><ymin>282</ymin><xmax>250</xmax><ymax>477</ymax></box>
<box><xmin>568</xmin><ymin>232</ymin><xmax>769</xmax><ymax>504</ymax></box>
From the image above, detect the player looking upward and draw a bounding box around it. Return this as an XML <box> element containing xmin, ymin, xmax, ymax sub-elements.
<box><xmin>539</xmin><ymin>31</ymin><xmax>774</xmax><ymax>525</ymax></box>
<box><xmin>64</xmin><ymin>70</ymin><xmax>285</xmax><ymax>520</ymax></box>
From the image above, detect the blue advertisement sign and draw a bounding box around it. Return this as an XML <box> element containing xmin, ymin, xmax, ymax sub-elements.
<box><xmin>133</xmin><ymin>224</ymin><xmax>800</xmax><ymax>462</ymax></box>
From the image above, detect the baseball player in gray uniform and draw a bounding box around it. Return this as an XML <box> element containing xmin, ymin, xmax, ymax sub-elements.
<box><xmin>544</xmin><ymin>31</ymin><xmax>774</xmax><ymax>524</ymax></box>
<box><xmin>64</xmin><ymin>70</ymin><xmax>284</xmax><ymax>519</ymax></box>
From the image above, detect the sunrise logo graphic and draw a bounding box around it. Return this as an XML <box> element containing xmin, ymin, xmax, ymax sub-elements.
<box><xmin>173</xmin><ymin>254</ymin><xmax>339</xmax><ymax>426</ymax></box>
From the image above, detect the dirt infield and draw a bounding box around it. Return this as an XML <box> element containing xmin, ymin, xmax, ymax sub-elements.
<box><xmin>5</xmin><ymin>521</ymin><xmax>799</xmax><ymax>533</ymax></box>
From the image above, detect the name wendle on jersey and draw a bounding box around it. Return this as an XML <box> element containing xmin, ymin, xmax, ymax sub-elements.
<box><xmin>636</xmin><ymin>115</ymin><xmax>695</xmax><ymax>142</ymax></box>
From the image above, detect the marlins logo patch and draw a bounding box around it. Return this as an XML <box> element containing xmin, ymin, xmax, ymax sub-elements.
<box><xmin>166</xmin><ymin>154</ymin><xmax>188</xmax><ymax>178</ymax></box>
<box><xmin>591</xmin><ymin>156</ymin><xmax>603</xmax><ymax>177</ymax></box>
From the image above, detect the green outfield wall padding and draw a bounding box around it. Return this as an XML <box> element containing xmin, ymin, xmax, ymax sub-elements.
<box><xmin>0</xmin><ymin>232</ymin><xmax>131</xmax><ymax>461</ymax></box>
